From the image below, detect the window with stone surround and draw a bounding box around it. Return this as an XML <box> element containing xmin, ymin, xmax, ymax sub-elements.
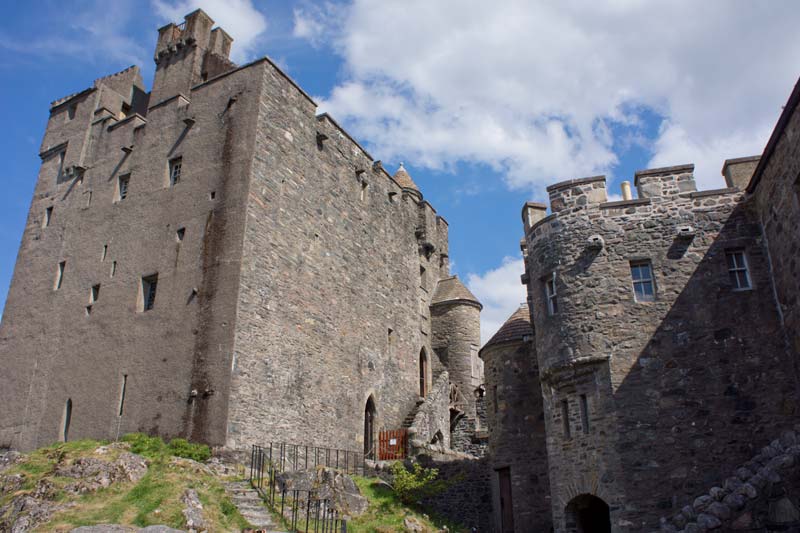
<box><xmin>630</xmin><ymin>260</ymin><xmax>655</xmax><ymax>302</ymax></box>
<box><xmin>561</xmin><ymin>399</ymin><xmax>571</xmax><ymax>438</ymax></box>
<box><xmin>544</xmin><ymin>273</ymin><xmax>558</xmax><ymax>315</ymax></box>
<box><xmin>726</xmin><ymin>249</ymin><xmax>751</xmax><ymax>291</ymax></box>
<box><xmin>116</xmin><ymin>174</ymin><xmax>130</xmax><ymax>202</ymax></box>
<box><xmin>169</xmin><ymin>157</ymin><xmax>182</xmax><ymax>186</ymax></box>
<box><xmin>54</xmin><ymin>261</ymin><xmax>66</xmax><ymax>290</ymax></box>
<box><xmin>139</xmin><ymin>274</ymin><xmax>158</xmax><ymax>312</ymax></box>
<box><xmin>43</xmin><ymin>206</ymin><xmax>53</xmax><ymax>228</ymax></box>
<box><xmin>580</xmin><ymin>394</ymin><xmax>589</xmax><ymax>433</ymax></box>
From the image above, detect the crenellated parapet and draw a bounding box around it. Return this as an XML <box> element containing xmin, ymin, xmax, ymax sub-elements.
<box><xmin>519</xmin><ymin>157</ymin><xmax>795</xmax><ymax>532</ymax></box>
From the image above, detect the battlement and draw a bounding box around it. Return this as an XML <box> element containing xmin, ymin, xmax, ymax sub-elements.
<box><xmin>526</xmin><ymin>157</ymin><xmax>762</xmax><ymax>235</ymax></box>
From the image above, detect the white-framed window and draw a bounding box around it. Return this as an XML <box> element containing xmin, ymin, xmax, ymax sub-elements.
<box><xmin>630</xmin><ymin>260</ymin><xmax>655</xmax><ymax>302</ymax></box>
<box><xmin>544</xmin><ymin>273</ymin><xmax>558</xmax><ymax>315</ymax></box>
<box><xmin>169</xmin><ymin>157</ymin><xmax>182</xmax><ymax>186</ymax></box>
<box><xmin>726</xmin><ymin>249</ymin><xmax>751</xmax><ymax>290</ymax></box>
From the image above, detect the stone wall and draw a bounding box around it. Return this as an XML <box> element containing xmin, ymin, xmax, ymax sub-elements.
<box><xmin>408</xmin><ymin>372</ymin><xmax>451</xmax><ymax>450</ymax></box>
<box><xmin>523</xmin><ymin>168</ymin><xmax>797</xmax><ymax>532</ymax></box>
<box><xmin>417</xmin><ymin>454</ymin><xmax>492</xmax><ymax>532</ymax></box>
<box><xmin>748</xmin><ymin>80</ymin><xmax>800</xmax><ymax>373</ymax></box>
<box><xmin>483</xmin><ymin>336</ymin><xmax>551</xmax><ymax>533</ymax></box>
<box><xmin>0</xmin><ymin>31</ymin><xmax>261</xmax><ymax>449</ymax></box>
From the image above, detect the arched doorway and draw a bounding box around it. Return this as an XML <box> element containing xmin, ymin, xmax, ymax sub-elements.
<box><xmin>419</xmin><ymin>349</ymin><xmax>428</xmax><ymax>397</ymax></box>
<box><xmin>364</xmin><ymin>396</ymin><xmax>376</xmax><ymax>459</ymax></box>
<box><xmin>62</xmin><ymin>398</ymin><xmax>72</xmax><ymax>442</ymax></box>
<box><xmin>565</xmin><ymin>494</ymin><xmax>611</xmax><ymax>533</ymax></box>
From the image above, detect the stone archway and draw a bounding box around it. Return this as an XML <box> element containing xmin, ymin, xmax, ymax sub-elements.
<box><xmin>565</xmin><ymin>494</ymin><xmax>611</xmax><ymax>533</ymax></box>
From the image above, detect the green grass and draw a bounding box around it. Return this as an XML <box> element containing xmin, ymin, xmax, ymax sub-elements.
<box><xmin>343</xmin><ymin>476</ymin><xmax>467</xmax><ymax>533</ymax></box>
<box><xmin>0</xmin><ymin>436</ymin><xmax>250</xmax><ymax>532</ymax></box>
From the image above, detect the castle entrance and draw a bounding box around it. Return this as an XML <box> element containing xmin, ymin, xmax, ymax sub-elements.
<box><xmin>364</xmin><ymin>396</ymin><xmax>376</xmax><ymax>459</ymax></box>
<box><xmin>565</xmin><ymin>494</ymin><xmax>611</xmax><ymax>533</ymax></box>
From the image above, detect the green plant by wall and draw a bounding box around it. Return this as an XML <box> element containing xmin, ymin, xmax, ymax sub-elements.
<box><xmin>390</xmin><ymin>462</ymin><xmax>447</xmax><ymax>505</ymax></box>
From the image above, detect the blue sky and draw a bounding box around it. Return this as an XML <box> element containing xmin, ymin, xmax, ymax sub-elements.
<box><xmin>1</xmin><ymin>0</ymin><xmax>799</xmax><ymax>339</ymax></box>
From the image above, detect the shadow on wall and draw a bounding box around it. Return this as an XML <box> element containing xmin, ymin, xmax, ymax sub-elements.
<box><xmin>612</xmin><ymin>201</ymin><xmax>798</xmax><ymax>529</ymax></box>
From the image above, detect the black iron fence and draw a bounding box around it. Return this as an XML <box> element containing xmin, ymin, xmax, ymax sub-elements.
<box><xmin>250</xmin><ymin>443</ymin><xmax>358</xmax><ymax>532</ymax></box>
<box><xmin>251</xmin><ymin>442</ymin><xmax>366</xmax><ymax>477</ymax></box>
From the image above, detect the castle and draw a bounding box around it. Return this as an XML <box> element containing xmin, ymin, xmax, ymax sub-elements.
<box><xmin>0</xmin><ymin>9</ymin><xmax>486</xmax><ymax>462</ymax></box>
<box><xmin>484</xmin><ymin>78</ymin><xmax>800</xmax><ymax>531</ymax></box>
<box><xmin>3</xmin><ymin>8</ymin><xmax>800</xmax><ymax>533</ymax></box>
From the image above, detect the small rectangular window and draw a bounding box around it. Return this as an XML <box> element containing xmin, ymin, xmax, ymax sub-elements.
<box><xmin>110</xmin><ymin>261</ymin><xmax>117</xmax><ymax>278</ymax></box>
<box><xmin>54</xmin><ymin>261</ymin><xmax>66</xmax><ymax>290</ymax></box>
<box><xmin>544</xmin><ymin>273</ymin><xmax>558</xmax><ymax>315</ymax></box>
<box><xmin>56</xmin><ymin>151</ymin><xmax>66</xmax><ymax>184</ymax></box>
<box><xmin>102</xmin><ymin>244</ymin><xmax>108</xmax><ymax>261</ymax></box>
<box><xmin>117</xmin><ymin>174</ymin><xmax>130</xmax><ymax>202</ymax></box>
<box><xmin>388</xmin><ymin>328</ymin><xmax>394</xmax><ymax>347</ymax></box>
<box><xmin>140</xmin><ymin>274</ymin><xmax>158</xmax><ymax>311</ymax></box>
<box><xmin>43</xmin><ymin>206</ymin><xmax>53</xmax><ymax>228</ymax></box>
<box><xmin>561</xmin><ymin>399</ymin><xmax>571</xmax><ymax>438</ymax></box>
<box><xmin>360</xmin><ymin>181</ymin><xmax>368</xmax><ymax>202</ymax></box>
<box><xmin>85</xmin><ymin>305</ymin><xmax>92</xmax><ymax>316</ymax></box>
<box><xmin>579</xmin><ymin>394</ymin><xmax>589</xmax><ymax>433</ymax></box>
<box><xmin>630</xmin><ymin>261</ymin><xmax>655</xmax><ymax>302</ymax></box>
<box><xmin>67</xmin><ymin>104</ymin><xmax>77</xmax><ymax>121</ymax></box>
<box><xmin>90</xmin><ymin>284</ymin><xmax>100</xmax><ymax>303</ymax></box>
<box><xmin>118</xmin><ymin>374</ymin><xmax>128</xmax><ymax>416</ymax></box>
<box><xmin>169</xmin><ymin>157</ymin><xmax>182</xmax><ymax>186</ymax></box>
<box><xmin>726</xmin><ymin>249</ymin><xmax>751</xmax><ymax>290</ymax></box>
<box><xmin>176</xmin><ymin>228</ymin><xmax>185</xmax><ymax>242</ymax></box>
<box><xmin>85</xmin><ymin>190</ymin><xmax>92</xmax><ymax>207</ymax></box>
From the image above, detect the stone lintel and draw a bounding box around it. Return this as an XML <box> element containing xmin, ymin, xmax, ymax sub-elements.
<box><xmin>688</xmin><ymin>187</ymin><xmax>739</xmax><ymax>199</ymax></box>
<box><xmin>599</xmin><ymin>198</ymin><xmax>652</xmax><ymax>209</ymax></box>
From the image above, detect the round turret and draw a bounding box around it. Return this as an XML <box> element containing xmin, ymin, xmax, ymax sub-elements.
<box><xmin>429</xmin><ymin>276</ymin><xmax>482</xmax><ymax>416</ymax></box>
<box><xmin>481</xmin><ymin>304</ymin><xmax>551</xmax><ymax>532</ymax></box>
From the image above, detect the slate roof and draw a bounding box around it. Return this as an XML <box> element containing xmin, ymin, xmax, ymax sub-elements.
<box><xmin>482</xmin><ymin>304</ymin><xmax>532</xmax><ymax>350</ymax></box>
<box><xmin>431</xmin><ymin>276</ymin><xmax>481</xmax><ymax>308</ymax></box>
<box><xmin>393</xmin><ymin>163</ymin><xmax>419</xmax><ymax>191</ymax></box>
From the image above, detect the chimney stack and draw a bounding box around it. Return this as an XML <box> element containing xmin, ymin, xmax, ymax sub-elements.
<box><xmin>621</xmin><ymin>181</ymin><xmax>632</xmax><ymax>201</ymax></box>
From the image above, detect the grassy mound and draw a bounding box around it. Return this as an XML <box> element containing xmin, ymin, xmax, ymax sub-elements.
<box><xmin>348</xmin><ymin>476</ymin><xmax>466</xmax><ymax>533</ymax></box>
<box><xmin>0</xmin><ymin>437</ymin><xmax>249</xmax><ymax>532</ymax></box>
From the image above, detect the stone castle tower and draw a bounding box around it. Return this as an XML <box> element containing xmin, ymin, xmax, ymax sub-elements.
<box><xmin>0</xmin><ymin>9</ymin><xmax>483</xmax><ymax>456</ymax></box>
<box><xmin>486</xmin><ymin>77</ymin><xmax>800</xmax><ymax>532</ymax></box>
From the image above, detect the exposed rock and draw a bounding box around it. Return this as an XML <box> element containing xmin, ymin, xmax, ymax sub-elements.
<box><xmin>403</xmin><ymin>515</ymin><xmax>425</xmax><ymax>532</ymax></box>
<box><xmin>0</xmin><ymin>451</ymin><xmax>22</xmax><ymax>473</ymax></box>
<box><xmin>70</xmin><ymin>526</ymin><xmax>185</xmax><ymax>533</ymax></box>
<box><xmin>729</xmin><ymin>511</ymin><xmax>753</xmax><ymax>530</ymax></box>
<box><xmin>706</xmin><ymin>502</ymin><xmax>730</xmax><ymax>521</ymax></box>
<box><xmin>1</xmin><ymin>494</ymin><xmax>66</xmax><ymax>533</ymax></box>
<box><xmin>57</xmin><ymin>452</ymin><xmax>147</xmax><ymax>495</ymax></box>
<box><xmin>181</xmin><ymin>489</ymin><xmax>206</xmax><ymax>532</ymax></box>
<box><xmin>696</xmin><ymin>512</ymin><xmax>721</xmax><ymax>529</ymax></box>
<box><xmin>0</xmin><ymin>473</ymin><xmax>25</xmax><ymax>495</ymax></box>
<box><xmin>276</xmin><ymin>467</ymin><xmax>368</xmax><ymax>517</ymax></box>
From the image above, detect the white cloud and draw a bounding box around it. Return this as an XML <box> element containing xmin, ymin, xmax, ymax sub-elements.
<box><xmin>296</xmin><ymin>0</ymin><xmax>800</xmax><ymax>197</ymax></box>
<box><xmin>292</xmin><ymin>3</ymin><xmax>345</xmax><ymax>48</ymax></box>
<box><xmin>153</xmin><ymin>0</ymin><xmax>268</xmax><ymax>63</ymax></box>
<box><xmin>466</xmin><ymin>256</ymin><xmax>527</xmax><ymax>345</ymax></box>
<box><xmin>0</xmin><ymin>0</ymin><xmax>148</xmax><ymax>67</ymax></box>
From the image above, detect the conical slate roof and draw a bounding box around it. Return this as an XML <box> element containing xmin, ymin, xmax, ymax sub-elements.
<box><xmin>393</xmin><ymin>162</ymin><xmax>419</xmax><ymax>192</ymax></box>
<box><xmin>483</xmin><ymin>304</ymin><xmax>532</xmax><ymax>350</ymax></box>
<box><xmin>431</xmin><ymin>276</ymin><xmax>482</xmax><ymax>309</ymax></box>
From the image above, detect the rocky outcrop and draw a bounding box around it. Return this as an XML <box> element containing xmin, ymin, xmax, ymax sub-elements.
<box><xmin>660</xmin><ymin>429</ymin><xmax>800</xmax><ymax>532</ymax></box>
<box><xmin>181</xmin><ymin>489</ymin><xmax>206</xmax><ymax>532</ymax></box>
<box><xmin>276</xmin><ymin>466</ymin><xmax>368</xmax><ymax>518</ymax></box>
<box><xmin>0</xmin><ymin>446</ymin><xmax>148</xmax><ymax>532</ymax></box>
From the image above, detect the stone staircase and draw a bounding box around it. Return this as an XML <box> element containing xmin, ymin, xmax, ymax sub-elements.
<box><xmin>402</xmin><ymin>399</ymin><xmax>425</xmax><ymax>429</ymax></box>
<box><xmin>224</xmin><ymin>480</ymin><xmax>285</xmax><ymax>532</ymax></box>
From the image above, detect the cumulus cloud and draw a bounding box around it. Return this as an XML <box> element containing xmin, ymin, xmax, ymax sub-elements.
<box><xmin>296</xmin><ymin>0</ymin><xmax>800</xmax><ymax>193</ymax></box>
<box><xmin>465</xmin><ymin>256</ymin><xmax>527</xmax><ymax>345</ymax></box>
<box><xmin>153</xmin><ymin>0</ymin><xmax>267</xmax><ymax>63</ymax></box>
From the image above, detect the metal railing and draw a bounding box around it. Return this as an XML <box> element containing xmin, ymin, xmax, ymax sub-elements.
<box><xmin>251</xmin><ymin>442</ymin><xmax>366</xmax><ymax>477</ymax></box>
<box><xmin>250</xmin><ymin>444</ymin><xmax>353</xmax><ymax>532</ymax></box>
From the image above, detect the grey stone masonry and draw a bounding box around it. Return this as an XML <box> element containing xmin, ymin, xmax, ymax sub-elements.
<box><xmin>522</xmin><ymin>159</ymin><xmax>797</xmax><ymax>532</ymax></box>
<box><xmin>0</xmin><ymin>9</ymin><xmax>481</xmax><ymax>459</ymax></box>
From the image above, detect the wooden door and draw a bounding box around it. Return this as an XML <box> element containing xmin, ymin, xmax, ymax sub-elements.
<box><xmin>498</xmin><ymin>467</ymin><xmax>514</xmax><ymax>533</ymax></box>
